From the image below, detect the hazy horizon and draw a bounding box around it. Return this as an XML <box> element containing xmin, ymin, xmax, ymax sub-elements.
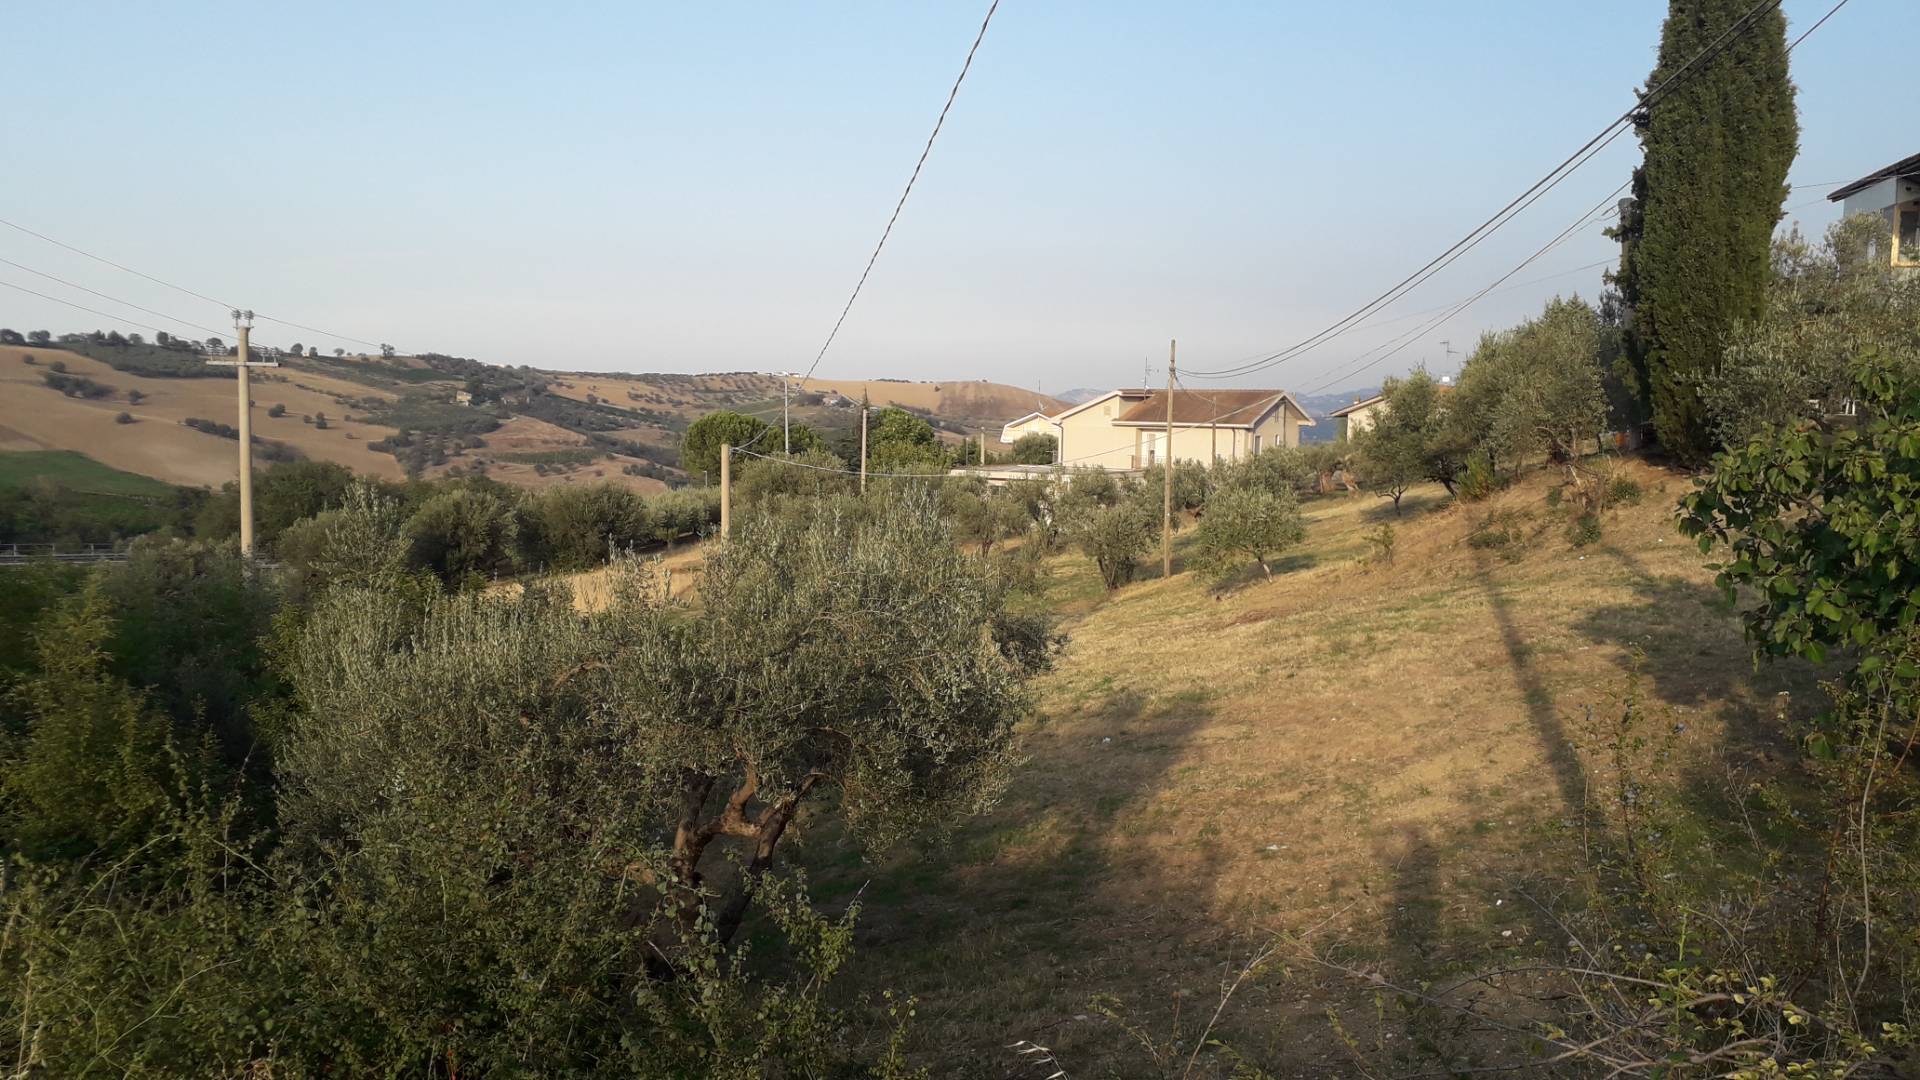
<box><xmin>1</xmin><ymin>1</ymin><xmax>1903</xmax><ymax>397</ymax></box>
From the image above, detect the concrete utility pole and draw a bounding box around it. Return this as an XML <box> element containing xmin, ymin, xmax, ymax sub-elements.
<box><xmin>858</xmin><ymin>393</ymin><xmax>869</xmax><ymax>493</ymax></box>
<box><xmin>775</xmin><ymin>371</ymin><xmax>797</xmax><ymax>454</ymax></box>
<box><xmin>977</xmin><ymin>429</ymin><xmax>986</xmax><ymax>467</ymax></box>
<box><xmin>1162</xmin><ymin>338</ymin><xmax>1175</xmax><ymax>579</ymax></box>
<box><xmin>719</xmin><ymin>442</ymin><xmax>731</xmax><ymax>540</ymax></box>
<box><xmin>204</xmin><ymin>309</ymin><xmax>277</xmax><ymax>557</ymax></box>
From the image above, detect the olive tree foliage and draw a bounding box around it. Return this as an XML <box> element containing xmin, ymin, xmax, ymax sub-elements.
<box><xmin>1072</xmin><ymin>497</ymin><xmax>1156</xmax><ymax>591</ymax></box>
<box><xmin>681</xmin><ymin>409</ymin><xmax>772</xmax><ymax>479</ymax></box>
<box><xmin>517</xmin><ymin>480</ymin><xmax>651</xmax><ymax>569</ymax></box>
<box><xmin>404</xmin><ymin>484</ymin><xmax>519</xmax><ymax>586</ymax></box>
<box><xmin>1009</xmin><ymin>431</ymin><xmax>1057</xmax><ymax>464</ymax></box>
<box><xmin>1351</xmin><ymin>370</ymin><xmax>1452</xmax><ymax>512</ymax></box>
<box><xmin>288</xmin><ymin>487</ymin><xmax>1045</xmax><ymax>955</ymax></box>
<box><xmin>1450</xmin><ymin>297</ymin><xmax>1610</xmax><ymax>470</ymax></box>
<box><xmin>866</xmin><ymin>407</ymin><xmax>949</xmax><ymax>472</ymax></box>
<box><xmin>941</xmin><ymin>476</ymin><xmax>1029</xmax><ymax>557</ymax></box>
<box><xmin>1192</xmin><ymin>483</ymin><xmax>1305</xmax><ymax>584</ymax></box>
<box><xmin>1698</xmin><ymin>215</ymin><xmax>1920</xmax><ymax>447</ymax></box>
<box><xmin>733</xmin><ymin>448</ymin><xmax>855</xmax><ymax>508</ymax></box>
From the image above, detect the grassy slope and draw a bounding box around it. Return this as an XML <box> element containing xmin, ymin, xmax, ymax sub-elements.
<box><xmin>782</xmin><ymin>460</ymin><xmax>1826</xmax><ymax>1076</ymax></box>
<box><xmin>0</xmin><ymin>450</ymin><xmax>177</xmax><ymax>497</ymax></box>
<box><xmin>0</xmin><ymin>345</ymin><xmax>406</xmax><ymax>486</ymax></box>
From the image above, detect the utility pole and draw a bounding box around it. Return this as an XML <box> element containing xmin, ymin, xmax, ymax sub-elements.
<box><xmin>1162</xmin><ymin>338</ymin><xmax>1175</xmax><ymax>579</ymax></box>
<box><xmin>780</xmin><ymin>373</ymin><xmax>792</xmax><ymax>454</ymax></box>
<box><xmin>719</xmin><ymin>443</ymin><xmax>731</xmax><ymax>540</ymax></box>
<box><xmin>858</xmin><ymin>392</ymin><xmax>869</xmax><ymax>493</ymax></box>
<box><xmin>977</xmin><ymin>429</ymin><xmax>986</xmax><ymax>468</ymax></box>
<box><xmin>203</xmin><ymin>309</ymin><xmax>276</xmax><ymax>557</ymax></box>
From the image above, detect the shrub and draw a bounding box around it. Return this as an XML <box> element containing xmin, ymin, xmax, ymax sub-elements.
<box><xmin>41</xmin><ymin>371</ymin><xmax>113</xmax><ymax>399</ymax></box>
<box><xmin>21</xmin><ymin>354</ymin><xmax>36</xmax><ymax>365</ymax></box>
<box><xmin>313</xmin><ymin>412</ymin><xmax>329</xmax><ymax>430</ymax></box>
<box><xmin>47</xmin><ymin>358</ymin><xmax>66</xmax><ymax>373</ymax></box>
<box><xmin>114</xmin><ymin>411</ymin><xmax>134</xmax><ymax>424</ymax></box>
<box><xmin>1566</xmin><ymin>511</ymin><xmax>1602</xmax><ymax>547</ymax></box>
<box><xmin>1605</xmin><ymin>474</ymin><xmax>1643</xmax><ymax>506</ymax></box>
<box><xmin>1457</xmin><ymin>454</ymin><xmax>1500</xmax><ymax>501</ymax></box>
<box><xmin>1364</xmin><ymin>522</ymin><xmax>1396</xmax><ymax>566</ymax></box>
<box><xmin>267</xmin><ymin>403</ymin><xmax>286</xmax><ymax>417</ymax></box>
<box><xmin>125</xmin><ymin>388</ymin><xmax>145</xmax><ymax>405</ymax></box>
<box><xmin>1465</xmin><ymin>508</ymin><xmax>1530</xmax><ymax>562</ymax></box>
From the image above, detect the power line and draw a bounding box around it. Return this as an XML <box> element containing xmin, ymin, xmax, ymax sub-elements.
<box><xmin>0</xmin><ymin>217</ymin><xmax>389</xmax><ymax>351</ymax></box>
<box><xmin>1184</xmin><ymin>0</ymin><xmax>1789</xmax><ymax>381</ymax></box>
<box><xmin>0</xmin><ymin>216</ymin><xmax>232</xmax><ymax>309</ymax></box>
<box><xmin>1285</xmin><ymin>0</ymin><xmax>1850</xmax><ymax>396</ymax></box>
<box><xmin>0</xmin><ymin>278</ymin><xmax>195</xmax><ymax>340</ymax></box>
<box><xmin>0</xmin><ymin>255</ymin><xmax>229</xmax><ymax>337</ymax></box>
<box><xmin>799</xmin><ymin>0</ymin><xmax>1000</xmax><ymax>385</ymax></box>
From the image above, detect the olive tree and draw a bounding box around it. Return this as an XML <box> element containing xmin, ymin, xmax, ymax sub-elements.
<box><xmin>1192</xmin><ymin>483</ymin><xmax>1305</xmax><ymax>583</ymax></box>
<box><xmin>285</xmin><ymin>487</ymin><xmax>1045</xmax><ymax>959</ymax></box>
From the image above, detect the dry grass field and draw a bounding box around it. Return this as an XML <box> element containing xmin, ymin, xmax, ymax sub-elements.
<box><xmin>0</xmin><ymin>344</ymin><xmax>406</xmax><ymax>486</ymax></box>
<box><xmin>750</xmin><ymin>459</ymin><xmax>1824</xmax><ymax>1077</ymax></box>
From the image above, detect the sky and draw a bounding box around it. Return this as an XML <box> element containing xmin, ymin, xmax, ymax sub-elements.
<box><xmin>0</xmin><ymin>1</ymin><xmax>1906</xmax><ymax>397</ymax></box>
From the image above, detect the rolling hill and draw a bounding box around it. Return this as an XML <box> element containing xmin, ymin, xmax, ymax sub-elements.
<box><xmin>0</xmin><ymin>337</ymin><xmax>1070</xmax><ymax>492</ymax></box>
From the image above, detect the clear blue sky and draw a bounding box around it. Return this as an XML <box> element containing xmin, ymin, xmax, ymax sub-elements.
<box><xmin>0</xmin><ymin>1</ymin><xmax>1904</xmax><ymax>396</ymax></box>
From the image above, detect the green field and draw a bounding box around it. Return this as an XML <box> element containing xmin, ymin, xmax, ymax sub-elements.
<box><xmin>0</xmin><ymin>450</ymin><xmax>180</xmax><ymax>497</ymax></box>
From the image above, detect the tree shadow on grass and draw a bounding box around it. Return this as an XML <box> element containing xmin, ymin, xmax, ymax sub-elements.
<box><xmin>795</xmin><ymin>685</ymin><xmax>1233</xmax><ymax>1076</ymax></box>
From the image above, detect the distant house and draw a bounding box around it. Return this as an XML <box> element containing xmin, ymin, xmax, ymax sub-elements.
<box><xmin>1829</xmin><ymin>152</ymin><xmax>1920</xmax><ymax>268</ymax></box>
<box><xmin>453</xmin><ymin>389</ymin><xmax>473</xmax><ymax>407</ymax></box>
<box><xmin>1111</xmin><ymin>389</ymin><xmax>1314</xmax><ymax>467</ymax></box>
<box><xmin>1327</xmin><ymin>394</ymin><xmax>1387</xmax><ymax>440</ymax></box>
<box><xmin>999</xmin><ymin>410</ymin><xmax>1055</xmax><ymax>444</ymax></box>
<box><xmin>1325</xmin><ymin>380</ymin><xmax>1452</xmax><ymax>441</ymax></box>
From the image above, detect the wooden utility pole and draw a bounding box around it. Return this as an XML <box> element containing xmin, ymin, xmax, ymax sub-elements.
<box><xmin>719</xmin><ymin>442</ymin><xmax>731</xmax><ymax>539</ymax></box>
<box><xmin>858</xmin><ymin>392</ymin><xmax>869</xmax><ymax>493</ymax></box>
<box><xmin>203</xmin><ymin>309</ymin><xmax>276</xmax><ymax>557</ymax></box>
<box><xmin>1162</xmin><ymin>338</ymin><xmax>1175</xmax><ymax>579</ymax></box>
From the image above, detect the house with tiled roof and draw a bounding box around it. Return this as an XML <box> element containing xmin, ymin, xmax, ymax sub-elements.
<box><xmin>1829</xmin><ymin>152</ymin><xmax>1920</xmax><ymax>269</ymax></box>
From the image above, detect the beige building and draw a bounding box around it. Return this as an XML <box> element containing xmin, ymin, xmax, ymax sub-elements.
<box><xmin>1327</xmin><ymin>393</ymin><xmax>1386</xmax><ymax>439</ymax></box>
<box><xmin>998</xmin><ymin>410</ymin><xmax>1055</xmax><ymax>443</ymax></box>
<box><xmin>1112</xmin><ymin>389</ymin><xmax>1314</xmax><ymax>467</ymax></box>
<box><xmin>1828</xmin><ymin>152</ymin><xmax>1920</xmax><ymax>269</ymax></box>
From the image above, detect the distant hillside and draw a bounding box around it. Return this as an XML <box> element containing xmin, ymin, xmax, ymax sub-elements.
<box><xmin>1052</xmin><ymin>387</ymin><xmax>1108</xmax><ymax>406</ymax></box>
<box><xmin>0</xmin><ymin>333</ymin><xmax>1067</xmax><ymax>489</ymax></box>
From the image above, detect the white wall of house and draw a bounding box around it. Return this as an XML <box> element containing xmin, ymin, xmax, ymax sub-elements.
<box><xmin>1000</xmin><ymin>414</ymin><xmax>1054</xmax><ymax>443</ymax></box>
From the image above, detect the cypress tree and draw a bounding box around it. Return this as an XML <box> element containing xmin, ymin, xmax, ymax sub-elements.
<box><xmin>1616</xmin><ymin>0</ymin><xmax>1796</xmax><ymax>462</ymax></box>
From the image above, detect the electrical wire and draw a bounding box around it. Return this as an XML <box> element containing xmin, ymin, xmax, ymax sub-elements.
<box><xmin>1183</xmin><ymin>0</ymin><xmax>1789</xmax><ymax>381</ymax></box>
<box><xmin>0</xmin><ymin>216</ymin><xmax>233</xmax><ymax>309</ymax></box>
<box><xmin>0</xmin><ymin>278</ymin><xmax>196</xmax><ymax>339</ymax></box>
<box><xmin>0</xmin><ymin>255</ymin><xmax>229</xmax><ymax>337</ymax></box>
<box><xmin>799</xmin><ymin>0</ymin><xmax>1000</xmax><ymax>385</ymax></box>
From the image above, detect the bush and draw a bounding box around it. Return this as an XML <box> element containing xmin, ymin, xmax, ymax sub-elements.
<box><xmin>47</xmin><ymin>358</ymin><xmax>66</xmax><ymax>373</ymax></box>
<box><xmin>1465</xmin><ymin>508</ymin><xmax>1530</xmax><ymax>562</ymax></box>
<box><xmin>267</xmin><ymin>403</ymin><xmax>286</xmax><ymax>418</ymax></box>
<box><xmin>1566</xmin><ymin>511</ymin><xmax>1602</xmax><ymax>547</ymax></box>
<box><xmin>1605</xmin><ymin>474</ymin><xmax>1643</xmax><ymax>506</ymax></box>
<box><xmin>114</xmin><ymin>411</ymin><xmax>134</xmax><ymax>424</ymax></box>
<box><xmin>1457</xmin><ymin>454</ymin><xmax>1500</xmax><ymax>501</ymax></box>
<box><xmin>1364</xmin><ymin>522</ymin><xmax>1396</xmax><ymax>566</ymax></box>
<box><xmin>126</xmin><ymin>388</ymin><xmax>145</xmax><ymax>405</ymax></box>
<box><xmin>41</xmin><ymin>371</ymin><xmax>113</xmax><ymax>399</ymax></box>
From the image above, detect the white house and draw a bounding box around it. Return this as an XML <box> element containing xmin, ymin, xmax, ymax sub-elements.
<box><xmin>993</xmin><ymin>387</ymin><xmax>1312</xmax><ymax>471</ymax></box>
<box><xmin>1828</xmin><ymin>152</ymin><xmax>1920</xmax><ymax>269</ymax></box>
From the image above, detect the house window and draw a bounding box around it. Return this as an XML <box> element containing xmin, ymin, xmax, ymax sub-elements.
<box><xmin>1898</xmin><ymin>207</ymin><xmax>1920</xmax><ymax>266</ymax></box>
<box><xmin>1251</xmin><ymin>434</ymin><xmax>1262</xmax><ymax>454</ymax></box>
